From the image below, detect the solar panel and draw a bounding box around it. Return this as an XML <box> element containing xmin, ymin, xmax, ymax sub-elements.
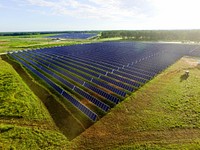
<box><xmin>24</xmin><ymin>52</ymin><xmax>126</xmax><ymax>97</ymax></box>
<box><xmin>9</xmin><ymin>53</ymin><xmax>98</xmax><ymax>121</ymax></box>
<box><xmin>19</xmin><ymin>53</ymin><xmax>111</xmax><ymax>112</ymax></box>
<box><xmin>9</xmin><ymin>41</ymin><xmax>194</xmax><ymax>124</ymax></box>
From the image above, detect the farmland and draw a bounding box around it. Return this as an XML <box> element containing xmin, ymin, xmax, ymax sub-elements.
<box><xmin>1</xmin><ymin>36</ymin><xmax>200</xmax><ymax>149</ymax></box>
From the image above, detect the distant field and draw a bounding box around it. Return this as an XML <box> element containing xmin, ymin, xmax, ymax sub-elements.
<box><xmin>0</xmin><ymin>58</ymin><xmax>69</xmax><ymax>149</ymax></box>
<box><xmin>0</xmin><ymin>34</ymin><xmax>92</xmax><ymax>53</ymax></box>
<box><xmin>71</xmin><ymin>56</ymin><xmax>200</xmax><ymax>149</ymax></box>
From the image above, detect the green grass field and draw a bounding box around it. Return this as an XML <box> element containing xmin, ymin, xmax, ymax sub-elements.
<box><xmin>0</xmin><ymin>124</ymin><xmax>69</xmax><ymax>150</ymax></box>
<box><xmin>0</xmin><ymin>58</ymin><xmax>70</xmax><ymax>149</ymax></box>
<box><xmin>0</xmin><ymin>59</ymin><xmax>51</xmax><ymax>120</ymax></box>
<box><xmin>71</xmin><ymin>56</ymin><xmax>200</xmax><ymax>149</ymax></box>
<box><xmin>0</xmin><ymin>34</ymin><xmax>92</xmax><ymax>53</ymax></box>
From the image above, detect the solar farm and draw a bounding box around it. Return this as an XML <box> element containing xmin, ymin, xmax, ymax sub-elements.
<box><xmin>8</xmin><ymin>42</ymin><xmax>200</xmax><ymax>124</ymax></box>
<box><xmin>47</xmin><ymin>33</ymin><xmax>98</xmax><ymax>39</ymax></box>
<box><xmin>1</xmin><ymin>0</ymin><xmax>200</xmax><ymax>147</ymax></box>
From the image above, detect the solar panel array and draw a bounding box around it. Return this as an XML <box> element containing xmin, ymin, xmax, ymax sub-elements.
<box><xmin>47</xmin><ymin>33</ymin><xmax>97</xmax><ymax>39</ymax></box>
<box><xmin>189</xmin><ymin>45</ymin><xmax>200</xmax><ymax>57</ymax></box>
<box><xmin>8</xmin><ymin>42</ymin><xmax>200</xmax><ymax>122</ymax></box>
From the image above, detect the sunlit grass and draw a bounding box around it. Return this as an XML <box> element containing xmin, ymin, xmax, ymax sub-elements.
<box><xmin>0</xmin><ymin>58</ymin><xmax>71</xmax><ymax>149</ymax></box>
<box><xmin>0</xmin><ymin>59</ymin><xmax>52</xmax><ymax>120</ymax></box>
<box><xmin>0</xmin><ymin>124</ymin><xmax>69</xmax><ymax>150</ymax></box>
<box><xmin>71</xmin><ymin>57</ymin><xmax>200</xmax><ymax>149</ymax></box>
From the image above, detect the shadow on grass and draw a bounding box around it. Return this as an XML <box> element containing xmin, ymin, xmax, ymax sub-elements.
<box><xmin>180</xmin><ymin>74</ymin><xmax>189</xmax><ymax>82</ymax></box>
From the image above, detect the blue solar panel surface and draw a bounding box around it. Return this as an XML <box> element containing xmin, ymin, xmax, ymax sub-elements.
<box><xmin>47</xmin><ymin>33</ymin><xmax>97</xmax><ymax>39</ymax></box>
<box><xmin>9</xmin><ymin>41</ymin><xmax>200</xmax><ymax>121</ymax></box>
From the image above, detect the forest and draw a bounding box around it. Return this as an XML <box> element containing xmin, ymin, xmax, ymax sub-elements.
<box><xmin>101</xmin><ymin>30</ymin><xmax>200</xmax><ymax>42</ymax></box>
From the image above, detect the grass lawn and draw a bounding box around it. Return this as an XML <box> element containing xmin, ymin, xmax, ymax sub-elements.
<box><xmin>71</xmin><ymin>56</ymin><xmax>200</xmax><ymax>149</ymax></box>
<box><xmin>0</xmin><ymin>124</ymin><xmax>69</xmax><ymax>150</ymax></box>
<box><xmin>0</xmin><ymin>58</ymin><xmax>70</xmax><ymax>149</ymax></box>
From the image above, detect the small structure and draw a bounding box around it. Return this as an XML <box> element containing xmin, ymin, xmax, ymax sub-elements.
<box><xmin>185</xmin><ymin>70</ymin><xmax>189</xmax><ymax>76</ymax></box>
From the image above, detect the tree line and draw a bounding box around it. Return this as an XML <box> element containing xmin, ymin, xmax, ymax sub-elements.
<box><xmin>101</xmin><ymin>30</ymin><xmax>200</xmax><ymax>42</ymax></box>
<box><xmin>0</xmin><ymin>31</ymin><xmax>99</xmax><ymax>36</ymax></box>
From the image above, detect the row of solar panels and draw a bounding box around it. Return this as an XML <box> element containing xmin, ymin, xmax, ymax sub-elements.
<box><xmin>35</xmin><ymin>50</ymin><xmax>158</xmax><ymax>84</ymax></box>
<box><xmin>23</xmin><ymin>51</ymin><xmax>132</xmax><ymax>93</ymax></box>
<box><xmin>36</xmin><ymin>42</ymin><xmax>197</xmax><ymax>66</ymax></box>
<box><xmin>35</xmin><ymin>43</ymin><xmax>163</xmax><ymax>69</ymax></box>
<box><xmin>34</xmin><ymin>46</ymin><xmax>157</xmax><ymax>79</ymax></box>
<box><xmin>20</xmin><ymin>52</ymin><xmax>121</xmax><ymax>104</ymax></box>
<box><xmin>9</xmin><ymin>42</ymin><xmax>198</xmax><ymax>121</ymax></box>
<box><xmin>22</xmin><ymin>51</ymin><xmax>127</xmax><ymax>97</ymax></box>
<box><xmin>48</xmin><ymin>43</ymin><xmax>159</xmax><ymax>64</ymax></box>
<box><xmin>54</xmin><ymin>51</ymin><xmax>159</xmax><ymax>77</ymax></box>
<box><xmin>51</xmin><ymin>43</ymin><xmax>177</xmax><ymax>65</ymax></box>
<box><xmin>9</xmin><ymin>53</ymin><xmax>98</xmax><ymax>121</ymax></box>
<box><xmin>10</xmin><ymin>51</ymin><xmax>140</xmax><ymax>120</ymax></box>
<box><xmin>7</xmin><ymin>54</ymin><xmax>146</xmax><ymax>121</ymax></box>
<box><xmin>29</xmin><ymin>43</ymin><xmax>198</xmax><ymax>84</ymax></box>
<box><xmin>30</xmin><ymin>49</ymin><xmax>153</xmax><ymax>85</ymax></box>
<box><xmin>21</xmin><ymin>43</ymin><xmax>190</xmax><ymax>96</ymax></box>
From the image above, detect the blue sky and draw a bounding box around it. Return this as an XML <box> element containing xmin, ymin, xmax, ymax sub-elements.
<box><xmin>0</xmin><ymin>0</ymin><xmax>200</xmax><ymax>32</ymax></box>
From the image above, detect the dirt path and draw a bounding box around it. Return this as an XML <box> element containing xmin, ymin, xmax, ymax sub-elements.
<box><xmin>0</xmin><ymin>117</ymin><xmax>56</xmax><ymax>130</ymax></box>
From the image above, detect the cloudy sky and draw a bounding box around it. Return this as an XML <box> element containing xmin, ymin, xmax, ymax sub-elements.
<box><xmin>0</xmin><ymin>0</ymin><xmax>200</xmax><ymax>32</ymax></box>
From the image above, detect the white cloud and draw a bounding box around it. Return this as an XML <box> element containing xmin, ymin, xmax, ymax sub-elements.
<box><xmin>27</xmin><ymin>0</ymin><xmax>55</xmax><ymax>7</ymax></box>
<box><xmin>25</xmin><ymin>0</ymin><xmax>153</xmax><ymax>20</ymax></box>
<box><xmin>9</xmin><ymin>0</ymin><xmax>200</xmax><ymax>30</ymax></box>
